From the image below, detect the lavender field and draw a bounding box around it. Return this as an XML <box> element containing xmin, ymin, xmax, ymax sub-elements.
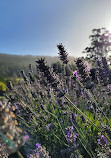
<box><xmin>0</xmin><ymin>28</ymin><xmax>111</xmax><ymax>158</ymax></box>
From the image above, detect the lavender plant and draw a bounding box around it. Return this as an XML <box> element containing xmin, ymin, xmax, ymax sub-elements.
<box><xmin>1</xmin><ymin>32</ymin><xmax>111</xmax><ymax>157</ymax></box>
<box><xmin>27</xmin><ymin>143</ymin><xmax>51</xmax><ymax>158</ymax></box>
<box><xmin>6</xmin><ymin>54</ymin><xmax>111</xmax><ymax>157</ymax></box>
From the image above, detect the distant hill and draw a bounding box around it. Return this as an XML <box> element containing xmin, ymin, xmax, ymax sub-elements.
<box><xmin>0</xmin><ymin>53</ymin><xmax>75</xmax><ymax>77</ymax></box>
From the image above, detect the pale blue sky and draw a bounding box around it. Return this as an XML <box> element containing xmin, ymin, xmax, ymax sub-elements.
<box><xmin>0</xmin><ymin>0</ymin><xmax>111</xmax><ymax>56</ymax></box>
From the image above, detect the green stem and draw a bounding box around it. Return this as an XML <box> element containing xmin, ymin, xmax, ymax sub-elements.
<box><xmin>16</xmin><ymin>151</ymin><xmax>24</xmax><ymax>158</ymax></box>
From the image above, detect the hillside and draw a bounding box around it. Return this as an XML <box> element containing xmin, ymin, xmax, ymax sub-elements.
<box><xmin>0</xmin><ymin>53</ymin><xmax>75</xmax><ymax>77</ymax></box>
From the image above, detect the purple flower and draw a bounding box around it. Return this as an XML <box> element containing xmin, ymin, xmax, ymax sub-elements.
<box><xmin>66</xmin><ymin>126</ymin><xmax>75</xmax><ymax>141</ymax></box>
<box><xmin>36</xmin><ymin>143</ymin><xmax>41</xmax><ymax>149</ymax></box>
<box><xmin>70</xmin><ymin>126</ymin><xmax>74</xmax><ymax>131</ymax></box>
<box><xmin>101</xmin><ymin>135</ymin><xmax>108</xmax><ymax>144</ymax></box>
<box><xmin>74</xmin><ymin>114</ymin><xmax>77</xmax><ymax>118</ymax></box>
<box><xmin>107</xmin><ymin>85</ymin><xmax>111</xmax><ymax>90</ymax></box>
<box><xmin>73</xmin><ymin>70</ymin><xmax>80</xmax><ymax>79</ymax></box>
<box><xmin>24</xmin><ymin>135</ymin><xmax>29</xmax><ymax>141</ymax></box>
<box><xmin>74</xmin><ymin>102</ymin><xmax>77</xmax><ymax>105</ymax></box>
<box><xmin>66</xmin><ymin>130</ymin><xmax>71</xmax><ymax>137</ymax></box>
<box><xmin>97</xmin><ymin>139</ymin><xmax>102</xmax><ymax>145</ymax></box>
<box><xmin>46</xmin><ymin>123</ymin><xmax>52</xmax><ymax>131</ymax></box>
<box><xmin>85</xmin><ymin>61</ymin><xmax>90</xmax><ymax>72</ymax></box>
<box><xmin>60</xmin><ymin>120</ymin><xmax>64</xmax><ymax>124</ymax></box>
<box><xmin>97</xmin><ymin>135</ymin><xmax>109</xmax><ymax>146</ymax></box>
<box><xmin>97</xmin><ymin>139</ymin><xmax>100</xmax><ymax>142</ymax></box>
<box><xmin>15</xmin><ymin>105</ymin><xmax>19</xmax><ymax>109</ymax></box>
<box><xmin>36</xmin><ymin>152</ymin><xmax>40</xmax><ymax>156</ymax></box>
<box><xmin>27</xmin><ymin>155</ymin><xmax>30</xmax><ymax>158</ymax></box>
<box><xmin>73</xmin><ymin>70</ymin><xmax>77</xmax><ymax>75</ymax></box>
<box><xmin>73</xmin><ymin>133</ymin><xmax>78</xmax><ymax>139</ymax></box>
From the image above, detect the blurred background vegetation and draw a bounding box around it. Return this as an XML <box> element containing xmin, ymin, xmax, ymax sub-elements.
<box><xmin>0</xmin><ymin>53</ymin><xmax>75</xmax><ymax>79</ymax></box>
<box><xmin>0</xmin><ymin>53</ymin><xmax>76</xmax><ymax>97</ymax></box>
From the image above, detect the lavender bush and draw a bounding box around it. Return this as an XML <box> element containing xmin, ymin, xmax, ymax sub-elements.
<box><xmin>0</xmin><ymin>28</ymin><xmax>111</xmax><ymax>158</ymax></box>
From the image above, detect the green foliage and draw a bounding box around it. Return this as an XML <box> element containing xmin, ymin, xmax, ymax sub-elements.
<box><xmin>0</xmin><ymin>81</ymin><xmax>6</xmax><ymax>91</ymax></box>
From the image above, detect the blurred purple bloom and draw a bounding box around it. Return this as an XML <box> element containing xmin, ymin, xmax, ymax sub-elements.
<box><xmin>70</xmin><ymin>126</ymin><xmax>74</xmax><ymax>131</ymax></box>
<box><xmin>74</xmin><ymin>102</ymin><xmax>77</xmax><ymax>105</ymax></box>
<box><xmin>74</xmin><ymin>114</ymin><xmax>77</xmax><ymax>118</ymax></box>
<box><xmin>66</xmin><ymin>130</ymin><xmax>71</xmax><ymax>137</ymax></box>
<box><xmin>36</xmin><ymin>152</ymin><xmax>40</xmax><ymax>156</ymax></box>
<box><xmin>24</xmin><ymin>135</ymin><xmax>29</xmax><ymax>141</ymax></box>
<box><xmin>85</xmin><ymin>61</ymin><xmax>90</xmax><ymax>72</ymax></box>
<box><xmin>101</xmin><ymin>135</ymin><xmax>108</xmax><ymax>144</ymax></box>
<box><xmin>60</xmin><ymin>120</ymin><xmax>64</xmax><ymax>124</ymax></box>
<box><xmin>73</xmin><ymin>133</ymin><xmax>78</xmax><ymax>142</ymax></box>
<box><xmin>97</xmin><ymin>135</ymin><xmax>109</xmax><ymax>146</ymax></box>
<box><xmin>36</xmin><ymin>143</ymin><xmax>41</xmax><ymax>149</ymax></box>
<box><xmin>107</xmin><ymin>85</ymin><xmax>111</xmax><ymax>90</ymax></box>
<box><xmin>97</xmin><ymin>139</ymin><xmax>101</xmax><ymax>144</ymax></box>
<box><xmin>27</xmin><ymin>155</ymin><xmax>30</xmax><ymax>158</ymax></box>
<box><xmin>15</xmin><ymin>105</ymin><xmax>19</xmax><ymax>109</ymax></box>
<box><xmin>73</xmin><ymin>70</ymin><xmax>80</xmax><ymax>79</ymax></box>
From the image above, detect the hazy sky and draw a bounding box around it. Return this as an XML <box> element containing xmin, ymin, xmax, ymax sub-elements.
<box><xmin>0</xmin><ymin>0</ymin><xmax>111</xmax><ymax>56</ymax></box>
